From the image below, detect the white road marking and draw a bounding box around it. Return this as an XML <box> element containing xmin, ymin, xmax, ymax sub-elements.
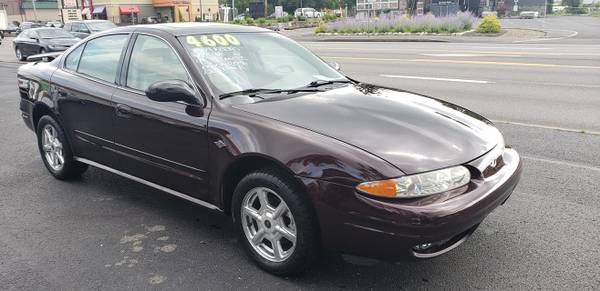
<box><xmin>522</xmin><ymin>155</ymin><xmax>600</xmax><ymax>173</ymax></box>
<box><xmin>492</xmin><ymin>120</ymin><xmax>600</xmax><ymax>136</ymax></box>
<box><xmin>514</xmin><ymin>29</ymin><xmax>579</xmax><ymax>43</ymax></box>
<box><xmin>421</xmin><ymin>53</ymin><xmax>523</xmax><ymax>57</ymax></box>
<box><xmin>420</xmin><ymin>53</ymin><xmax>482</xmax><ymax>57</ymax></box>
<box><xmin>381</xmin><ymin>74</ymin><xmax>492</xmax><ymax>84</ymax></box>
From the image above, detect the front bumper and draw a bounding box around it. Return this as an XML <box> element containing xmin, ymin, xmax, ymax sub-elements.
<box><xmin>301</xmin><ymin>147</ymin><xmax>523</xmax><ymax>260</ymax></box>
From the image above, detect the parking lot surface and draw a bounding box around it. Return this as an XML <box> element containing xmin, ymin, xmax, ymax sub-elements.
<box><xmin>1</xmin><ymin>16</ymin><xmax>599</xmax><ymax>290</ymax></box>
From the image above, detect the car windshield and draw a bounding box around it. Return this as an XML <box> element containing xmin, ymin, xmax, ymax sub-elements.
<box><xmin>180</xmin><ymin>32</ymin><xmax>346</xmax><ymax>98</ymax></box>
<box><xmin>36</xmin><ymin>29</ymin><xmax>74</xmax><ymax>39</ymax></box>
<box><xmin>86</xmin><ymin>21</ymin><xmax>116</xmax><ymax>31</ymax></box>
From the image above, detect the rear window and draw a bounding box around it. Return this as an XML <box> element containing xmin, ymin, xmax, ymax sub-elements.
<box><xmin>77</xmin><ymin>34</ymin><xmax>128</xmax><ymax>83</ymax></box>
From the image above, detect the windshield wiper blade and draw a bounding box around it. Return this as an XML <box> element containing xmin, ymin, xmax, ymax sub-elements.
<box><xmin>219</xmin><ymin>88</ymin><xmax>321</xmax><ymax>100</ymax></box>
<box><xmin>305</xmin><ymin>79</ymin><xmax>352</xmax><ymax>88</ymax></box>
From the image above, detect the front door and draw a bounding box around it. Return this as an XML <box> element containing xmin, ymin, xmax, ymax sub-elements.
<box><xmin>53</xmin><ymin>34</ymin><xmax>130</xmax><ymax>165</ymax></box>
<box><xmin>111</xmin><ymin>33</ymin><xmax>210</xmax><ymax>201</ymax></box>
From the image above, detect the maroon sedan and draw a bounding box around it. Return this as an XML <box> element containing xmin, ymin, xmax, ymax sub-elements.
<box><xmin>17</xmin><ymin>23</ymin><xmax>522</xmax><ymax>275</ymax></box>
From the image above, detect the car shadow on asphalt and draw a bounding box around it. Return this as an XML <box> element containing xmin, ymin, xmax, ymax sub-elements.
<box><xmin>65</xmin><ymin>167</ymin><xmax>520</xmax><ymax>289</ymax></box>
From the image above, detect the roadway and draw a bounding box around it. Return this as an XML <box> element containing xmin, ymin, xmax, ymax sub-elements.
<box><xmin>1</xmin><ymin>16</ymin><xmax>599</xmax><ymax>290</ymax></box>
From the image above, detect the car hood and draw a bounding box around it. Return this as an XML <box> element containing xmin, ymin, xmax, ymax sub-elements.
<box><xmin>233</xmin><ymin>83</ymin><xmax>502</xmax><ymax>175</ymax></box>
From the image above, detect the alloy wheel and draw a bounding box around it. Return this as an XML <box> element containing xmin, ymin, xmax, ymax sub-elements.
<box><xmin>241</xmin><ymin>187</ymin><xmax>297</xmax><ymax>262</ymax></box>
<box><xmin>41</xmin><ymin>124</ymin><xmax>64</xmax><ymax>171</ymax></box>
<box><xmin>16</xmin><ymin>48</ymin><xmax>22</xmax><ymax>60</ymax></box>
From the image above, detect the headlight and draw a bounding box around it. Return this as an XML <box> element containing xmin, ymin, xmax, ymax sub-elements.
<box><xmin>356</xmin><ymin>166</ymin><xmax>471</xmax><ymax>198</ymax></box>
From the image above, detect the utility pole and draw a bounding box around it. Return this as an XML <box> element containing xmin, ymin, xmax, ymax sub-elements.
<box><xmin>32</xmin><ymin>0</ymin><xmax>38</xmax><ymax>21</ymax></box>
<box><xmin>264</xmin><ymin>0</ymin><xmax>267</xmax><ymax>17</ymax></box>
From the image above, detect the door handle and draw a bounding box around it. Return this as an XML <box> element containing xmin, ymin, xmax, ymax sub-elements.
<box><xmin>116</xmin><ymin>104</ymin><xmax>132</xmax><ymax>117</ymax></box>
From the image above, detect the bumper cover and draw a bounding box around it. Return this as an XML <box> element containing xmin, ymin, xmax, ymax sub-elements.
<box><xmin>301</xmin><ymin>148</ymin><xmax>523</xmax><ymax>260</ymax></box>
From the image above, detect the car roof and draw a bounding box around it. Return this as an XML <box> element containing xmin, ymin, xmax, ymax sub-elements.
<box><xmin>108</xmin><ymin>22</ymin><xmax>271</xmax><ymax>36</ymax></box>
<box><xmin>67</xmin><ymin>20</ymin><xmax>111</xmax><ymax>23</ymax></box>
<box><xmin>29</xmin><ymin>27</ymin><xmax>63</xmax><ymax>31</ymax></box>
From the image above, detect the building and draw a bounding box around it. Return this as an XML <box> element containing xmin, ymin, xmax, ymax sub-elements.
<box><xmin>1</xmin><ymin>0</ymin><xmax>218</xmax><ymax>25</ymax></box>
<box><xmin>1</xmin><ymin>0</ymin><xmax>62</xmax><ymax>22</ymax></box>
<box><xmin>356</xmin><ymin>0</ymin><xmax>407</xmax><ymax>16</ymax></box>
<box><xmin>92</xmin><ymin>0</ymin><xmax>218</xmax><ymax>24</ymax></box>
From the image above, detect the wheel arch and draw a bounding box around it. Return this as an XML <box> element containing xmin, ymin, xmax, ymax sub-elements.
<box><xmin>220</xmin><ymin>153</ymin><xmax>307</xmax><ymax>216</ymax></box>
<box><xmin>32</xmin><ymin>102</ymin><xmax>55</xmax><ymax>129</ymax></box>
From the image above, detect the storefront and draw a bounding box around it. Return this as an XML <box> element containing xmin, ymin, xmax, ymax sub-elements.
<box><xmin>119</xmin><ymin>5</ymin><xmax>140</xmax><ymax>24</ymax></box>
<box><xmin>153</xmin><ymin>0</ymin><xmax>191</xmax><ymax>22</ymax></box>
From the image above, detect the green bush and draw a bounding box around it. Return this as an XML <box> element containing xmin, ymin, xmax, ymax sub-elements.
<box><xmin>246</xmin><ymin>18</ymin><xmax>255</xmax><ymax>25</ymax></box>
<box><xmin>256</xmin><ymin>17</ymin><xmax>267</xmax><ymax>25</ymax></box>
<box><xmin>322</xmin><ymin>14</ymin><xmax>337</xmax><ymax>21</ymax></box>
<box><xmin>296</xmin><ymin>16</ymin><xmax>307</xmax><ymax>21</ymax></box>
<box><xmin>476</xmin><ymin>15</ymin><xmax>501</xmax><ymax>33</ymax></box>
<box><xmin>565</xmin><ymin>7</ymin><xmax>588</xmax><ymax>14</ymax></box>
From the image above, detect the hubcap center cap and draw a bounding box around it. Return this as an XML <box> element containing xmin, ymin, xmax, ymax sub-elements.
<box><xmin>264</xmin><ymin>220</ymin><xmax>272</xmax><ymax>229</ymax></box>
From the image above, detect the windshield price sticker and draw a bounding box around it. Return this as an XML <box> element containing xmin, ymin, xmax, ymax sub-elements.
<box><xmin>186</xmin><ymin>34</ymin><xmax>240</xmax><ymax>47</ymax></box>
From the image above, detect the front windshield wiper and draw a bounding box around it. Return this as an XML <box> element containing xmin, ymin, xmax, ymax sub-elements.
<box><xmin>305</xmin><ymin>79</ymin><xmax>352</xmax><ymax>88</ymax></box>
<box><xmin>219</xmin><ymin>88</ymin><xmax>321</xmax><ymax>100</ymax></box>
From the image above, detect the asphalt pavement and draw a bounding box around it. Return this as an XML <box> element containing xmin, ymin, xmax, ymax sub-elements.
<box><xmin>1</xmin><ymin>16</ymin><xmax>599</xmax><ymax>290</ymax></box>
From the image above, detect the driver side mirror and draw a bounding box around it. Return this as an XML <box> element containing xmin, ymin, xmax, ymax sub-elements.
<box><xmin>146</xmin><ymin>80</ymin><xmax>201</xmax><ymax>106</ymax></box>
<box><xmin>327</xmin><ymin>61</ymin><xmax>341</xmax><ymax>71</ymax></box>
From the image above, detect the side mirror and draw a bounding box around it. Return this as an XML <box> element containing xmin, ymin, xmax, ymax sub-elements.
<box><xmin>146</xmin><ymin>80</ymin><xmax>200</xmax><ymax>105</ymax></box>
<box><xmin>327</xmin><ymin>61</ymin><xmax>341</xmax><ymax>71</ymax></box>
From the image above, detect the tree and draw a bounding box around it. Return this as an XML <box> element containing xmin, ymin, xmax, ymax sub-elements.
<box><xmin>561</xmin><ymin>0</ymin><xmax>582</xmax><ymax>7</ymax></box>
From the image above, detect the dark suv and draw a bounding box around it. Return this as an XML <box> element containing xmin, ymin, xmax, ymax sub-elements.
<box><xmin>63</xmin><ymin>20</ymin><xmax>116</xmax><ymax>39</ymax></box>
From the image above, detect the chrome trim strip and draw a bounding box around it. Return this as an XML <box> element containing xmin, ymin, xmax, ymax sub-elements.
<box><xmin>74</xmin><ymin>130</ymin><xmax>205</xmax><ymax>173</ymax></box>
<box><xmin>74</xmin><ymin>157</ymin><xmax>222</xmax><ymax>212</ymax></box>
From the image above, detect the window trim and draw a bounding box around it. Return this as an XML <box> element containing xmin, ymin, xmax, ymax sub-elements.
<box><xmin>122</xmin><ymin>33</ymin><xmax>191</xmax><ymax>94</ymax></box>
<box><xmin>60</xmin><ymin>32</ymin><xmax>132</xmax><ymax>87</ymax></box>
<box><xmin>118</xmin><ymin>32</ymin><xmax>207</xmax><ymax>108</ymax></box>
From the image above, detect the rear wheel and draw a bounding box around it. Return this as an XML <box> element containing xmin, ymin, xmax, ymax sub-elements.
<box><xmin>15</xmin><ymin>47</ymin><xmax>25</xmax><ymax>61</ymax></box>
<box><xmin>36</xmin><ymin>115</ymin><xmax>88</xmax><ymax>179</ymax></box>
<box><xmin>232</xmin><ymin>168</ymin><xmax>319</xmax><ymax>275</ymax></box>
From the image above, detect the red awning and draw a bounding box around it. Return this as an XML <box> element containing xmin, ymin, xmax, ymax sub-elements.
<box><xmin>119</xmin><ymin>5</ymin><xmax>139</xmax><ymax>14</ymax></box>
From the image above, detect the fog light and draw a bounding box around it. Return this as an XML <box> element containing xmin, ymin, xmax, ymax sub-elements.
<box><xmin>413</xmin><ymin>243</ymin><xmax>433</xmax><ymax>251</ymax></box>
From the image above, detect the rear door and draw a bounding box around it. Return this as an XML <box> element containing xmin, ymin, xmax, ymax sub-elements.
<box><xmin>111</xmin><ymin>33</ymin><xmax>211</xmax><ymax>201</ymax></box>
<box><xmin>52</xmin><ymin>33</ymin><xmax>130</xmax><ymax>166</ymax></box>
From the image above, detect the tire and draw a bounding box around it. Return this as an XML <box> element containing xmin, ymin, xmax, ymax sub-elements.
<box><xmin>232</xmin><ymin>168</ymin><xmax>319</xmax><ymax>275</ymax></box>
<box><xmin>36</xmin><ymin>115</ymin><xmax>88</xmax><ymax>180</ymax></box>
<box><xmin>15</xmin><ymin>47</ymin><xmax>25</xmax><ymax>61</ymax></box>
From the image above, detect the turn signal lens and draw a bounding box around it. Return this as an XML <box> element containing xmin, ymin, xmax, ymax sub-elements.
<box><xmin>356</xmin><ymin>166</ymin><xmax>471</xmax><ymax>198</ymax></box>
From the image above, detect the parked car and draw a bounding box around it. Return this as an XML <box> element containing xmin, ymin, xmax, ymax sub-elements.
<box><xmin>16</xmin><ymin>21</ymin><xmax>43</xmax><ymax>35</ymax></box>
<box><xmin>16</xmin><ymin>23</ymin><xmax>522</xmax><ymax>275</ymax></box>
<box><xmin>63</xmin><ymin>20</ymin><xmax>116</xmax><ymax>39</ymax></box>
<box><xmin>294</xmin><ymin>7</ymin><xmax>322</xmax><ymax>18</ymax></box>
<box><xmin>5</xmin><ymin>23</ymin><xmax>19</xmax><ymax>35</ymax></box>
<box><xmin>519</xmin><ymin>11</ymin><xmax>539</xmax><ymax>19</ymax></box>
<box><xmin>45</xmin><ymin>21</ymin><xmax>63</xmax><ymax>28</ymax></box>
<box><xmin>13</xmin><ymin>27</ymin><xmax>79</xmax><ymax>61</ymax></box>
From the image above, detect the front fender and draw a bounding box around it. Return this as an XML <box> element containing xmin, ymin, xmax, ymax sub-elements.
<box><xmin>207</xmin><ymin>106</ymin><xmax>405</xmax><ymax>197</ymax></box>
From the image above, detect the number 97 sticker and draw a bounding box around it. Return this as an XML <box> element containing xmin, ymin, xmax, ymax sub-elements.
<box><xmin>186</xmin><ymin>34</ymin><xmax>241</xmax><ymax>47</ymax></box>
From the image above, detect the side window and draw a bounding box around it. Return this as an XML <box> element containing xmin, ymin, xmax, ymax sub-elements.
<box><xmin>64</xmin><ymin>45</ymin><xmax>84</xmax><ymax>71</ymax></box>
<box><xmin>72</xmin><ymin>23</ymin><xmax>82</xmax><ymax>32</ymax></box>
<box><xmin>79</xmin><ymin>24</ymin><xmax>90</xmax><ymax>33</ymax></box>
<box><xmin>126</xmin><ymin>35</ymin><xmax>189</xmax><ymax>91</ymax></box>
<box><xmin>77</xmin><ymin>34</ymin><xmax>128</xmax><ymax>83</ymax></box>
<box><xmin>64</xmin><ymin>23</ymin><xmax>72</xmax><ymax>31</ymax></box>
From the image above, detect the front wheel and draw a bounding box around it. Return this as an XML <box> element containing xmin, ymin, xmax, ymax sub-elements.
<box><xmin>232</xmin><ymin>168</ymin><xmax>319</xmax><ymax>275</ymax></box>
